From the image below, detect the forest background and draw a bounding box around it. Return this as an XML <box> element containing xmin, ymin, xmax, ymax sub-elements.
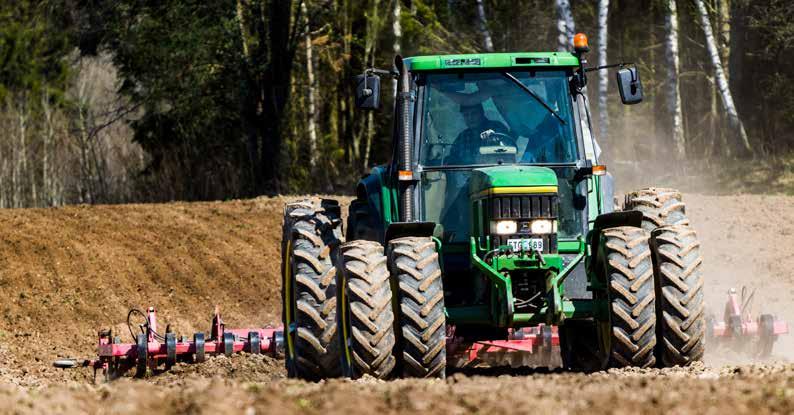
<box><xmin>1</xmin><ymin>0</ymin><xmax>791</xmax><ymax>207</ymax></box>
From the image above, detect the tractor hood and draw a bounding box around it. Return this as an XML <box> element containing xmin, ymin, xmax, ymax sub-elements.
<box><xmin>469</xmin><ymin>166</ymin><xmax>558</xmax><ymax>197</ymax></box>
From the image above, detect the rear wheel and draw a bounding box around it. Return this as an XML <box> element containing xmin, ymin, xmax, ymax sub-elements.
<box><xmin>624</xmin><ymin>188</ymin><xmax>689</xmax><ymax>231</ymax></box>
<box><xmin>387</xmin><ymin>237</ymin><xmax>446</xmax><ymax>378</ymax></box>
<box><xmin>336</xmin><ymin>240</ymin><xmax>397</xmax><ymax>379</ymax></box>
<box><xmin>281</xmin><ymin>199</ymin><xmax>343</xmax><ymax>380</ymax></box>
<box><xmin>596</xmin><ymin>226</ymin><xmax>657</xmax><ymax>368</ymax></box>
<box><xmin>651</xmin><ymin>225</ymin><xmax>705</xmax><ymax>367</ymax></box>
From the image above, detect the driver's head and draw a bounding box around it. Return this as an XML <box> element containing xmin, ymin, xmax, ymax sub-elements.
<box><xmin>461</xmin><ymin>103</ymin><xmax>486</xmax><ymax>128</ymax></box>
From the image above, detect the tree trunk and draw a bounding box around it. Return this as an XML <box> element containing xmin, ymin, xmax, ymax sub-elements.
<box><xmin>362</xmin><ymin>0</ymin><xmax>382</xmax><ymax>170</ymax></box>
<box><xmin>41</xmin><ymin>89</ymin><xmax>54</xmax><ymax>206</ymax></box>
<box><xmin>475</xmin><ymin>0</ymin><xmax>494</xmax><ymax>52</ymax></box>
<box><xmin>18</xmin><ymin>95</ymin><xmax>31</xmax><ymax>207</ymax></box>
<box><xmin>597</xmin><ymin>0</ymin><xmax>609</xmax><ymax>143</ymax></box>
<box><xmin>555</xmin><ymin>0</ymin><xmax>575</xmax><ymax>52</ymax></box>
<box><xmin>236</xmin><ymin>0</ymin><xmax>262</xmax><ymax>194</ymax></box>
<box><xmin>302</xmin><ymin>1</ymin><xmax>318</xmax><ymax>169</ymax></box>
<box><xmin>694</xmin><ymin>0</ymin><xmax>751</xmax><ymax>155</ymax></box>
<box><xmin>260</xmin><ymin>0</ymin><xmax>303</xmax><ymax>191</ymax></box>
<box><xmin>717</xmin><ymin>0</ymin><xmax>730</xmax><ymax>79</ymax></box>
<box><xmin>665</xmin><ymin>0</ymin><xmax>685</xmax><ymax>158</ymax></box>
<box><xmin>392</xmin><ymin>0</ymin><xmax>402</xmax><ymax>96</ymax></box>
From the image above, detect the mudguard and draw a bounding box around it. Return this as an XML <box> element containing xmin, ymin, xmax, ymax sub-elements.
<box><xmin>355</xmin><ymin>166</ymin><xmax>391</xmax><ymax>242</ymax></box>
<box><xmin>586</xmin><ymin>210</ymin><xmax>644</xmax><ymax>275</ymax></box>
<box><xmin>385</xmin><ymin>221</ymin><xmax>435</xmax><ymax>243</ymax></box>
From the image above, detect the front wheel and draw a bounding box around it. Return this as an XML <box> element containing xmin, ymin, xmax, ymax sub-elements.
<box><xmin>595</xmin><ymin>226</ymin><xmax>657</xmax><ymax>368</ymax></box>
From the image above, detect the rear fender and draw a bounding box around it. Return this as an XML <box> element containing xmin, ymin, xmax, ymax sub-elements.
<box><xmin>384</xmin><ymin>221</ymin><xmax>436</xmax><ymax>243</ymax></box>
<box><xmin>356</xmin><ymin>167</ymin><xmax>391</xmax><ymax>242</ymax></box>
<box><xmin>585</xmin><ymin>210</ymin><xmax>643</xmax><ymax>278</ymax></box>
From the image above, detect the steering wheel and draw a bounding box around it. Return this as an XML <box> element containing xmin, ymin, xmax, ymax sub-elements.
<box><xmin>480</xmin><ymin>129</ymin><xmax>517</xmax><ymax>147</ymax></box>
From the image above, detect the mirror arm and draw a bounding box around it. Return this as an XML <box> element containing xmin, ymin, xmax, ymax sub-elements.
<box><xmin>573</xmin><ymin>160</ymin><xmax>594</xmax><ymax>182</ymax></box>
<box><xmin>584</xmin><ymin>62</ymin><xmax>633</xmax><ymax>73</ymax></box>
<box><xmin>365</xmin><ymin>67</ymin><xmax>398</xmax><ymax>78</ymax></box>
<box><xmin>572</xmin><ymin>51</ymin><xmax>588</xmax><ymax>92</ymax></box>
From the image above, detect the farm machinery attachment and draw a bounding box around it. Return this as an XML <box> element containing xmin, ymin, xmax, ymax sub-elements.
<box><xmin>54</xmin><ymin>306</ymin><xmax>284</xmax><ymax>381</ymax></box>
<box><xmin>54</xmin><ymin>305</ymin><xmax>561</xmax><ymax>381</ymax></box>
<box><xmin>707</xmin><ymin>287</ymin><xmax>788</xmax><ymax>358</ymax></box>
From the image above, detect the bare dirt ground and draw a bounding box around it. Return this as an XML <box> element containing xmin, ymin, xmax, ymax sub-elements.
<box><xmin>0</xmin><ymin>193</ymin><xmax>792</xmax><ymax>414</ymax></box>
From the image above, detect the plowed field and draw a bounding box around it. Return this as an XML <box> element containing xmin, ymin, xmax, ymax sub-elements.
<box><xmin>0</xmin><ymin>194</ymin><xmax>792</xmax><ymax>414</ymax></box>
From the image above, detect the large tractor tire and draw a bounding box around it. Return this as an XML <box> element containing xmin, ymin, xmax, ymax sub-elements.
<box><xmin>281</xmin><ymin>199</ymin><xmax>343</xmax><ymax>380</ymax></box>
<box><xmin>597</xmin><ymin>226</ymin><xmax>657</xmax><ymax>368</ymax></box>
<box><xmin>387</xmin><ymin>237</ymin><xmax>446</xmax><ymax>378</ymax></box>
<box><xmin>624</xmin><ymin>188</ymin><xmax>689</xmax><ymax>232</ymax></box>
<box><xmin>651</xmin><ymin>225</ymin><xmax>705</xmax><ymax>366</ymax></box>
<box><xmin>336</xmin><ymin>240</ymin><xmax>397</xmax><ymax>379</ymax></box>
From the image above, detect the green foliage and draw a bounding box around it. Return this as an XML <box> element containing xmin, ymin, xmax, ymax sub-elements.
<box><xmin>0</xmin><ymin>1</ymin><xmax>70</xmax><ymax>101</ymax></box>
<box><xmin>2</xmin><ymin>0</ymin><xmax>790</xmax><ymax>205</ymax></box>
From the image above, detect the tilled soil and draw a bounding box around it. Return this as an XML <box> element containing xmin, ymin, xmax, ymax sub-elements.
<box><xmin>0</xmin><ymin>193</ymin><xmax>792</xmax><ymax>414</ymax></box>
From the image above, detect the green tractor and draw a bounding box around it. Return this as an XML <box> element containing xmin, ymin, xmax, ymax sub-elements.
<box><xmin>281</xmin><ymin>34</ymin><xmax>705</xmax><ymax>380</ymax></box>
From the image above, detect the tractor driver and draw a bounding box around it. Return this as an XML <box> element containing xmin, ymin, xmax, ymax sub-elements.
<box><xmin>448</xmin><ymin>102</ymin><xmax>510</xmax><ymax>165</ymax></box>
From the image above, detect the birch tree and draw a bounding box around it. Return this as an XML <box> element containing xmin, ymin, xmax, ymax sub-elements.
<box><xmin>393</xmin><ymin>0</ymin><xmax>402</xmax><ymax>96</ymax></box>
<box><xmin>694</xmin><ymin>0</ymin><xmax>751</xmax><ymax>155</ymax></box>
<box><xmin>555</xmin><ymin>0</ymin><xmax>576</xmax><ymax>52</ymax></box>
<box><xmin>665</xmin><ymin>0</ymin><xmax>685</xmax><ymax>158</ymax></box>
<box><xmin>302</xmin><ymin>1</ymin><xmax>318</xmax><ymax>168</ymax></box>
<box><xmin>475</xmin><ymin>0</ymin><xmax>494</xmax><ymax>52</ymax></box>
<box><xmin>597</xmin><ymin>0</ymin><xmax>609</xmax><ymax>142</ymax></box>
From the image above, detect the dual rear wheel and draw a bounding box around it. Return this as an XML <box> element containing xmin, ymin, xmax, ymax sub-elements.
<box><xmin>563</xmin><ymin>188</ymin><xmax>705</xmax><ymax>371</ymax></box>
<box><xmin>334</xmin><ymin>237</ymin><xmax>446</xmax><ymax>379</ymax></box>
<box><xmin>282</xmin><ymin>201</ymin><xmax>445</xmax><ymax>381</ymax></box>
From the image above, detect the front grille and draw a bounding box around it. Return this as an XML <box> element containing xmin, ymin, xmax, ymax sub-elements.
<box><xmin>492</xmin><ymin>195</ymin><xmax>558</xmax><ymax>219</ymax></box>
<box><xmin>489</xmin><ymin>194</ymin><xmax>559</xmax><ymax>253</ymax></box>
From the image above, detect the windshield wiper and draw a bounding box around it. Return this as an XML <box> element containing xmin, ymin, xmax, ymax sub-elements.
<box><xmin>502</xmin><ymin>72</ymin><xmax>566</xmax><ymax>125</ymax></box>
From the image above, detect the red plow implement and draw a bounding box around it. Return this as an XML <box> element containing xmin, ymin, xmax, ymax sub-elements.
<box><xmin>706</xmin><ymin>287</ymin><xmax>788</xmax><ymax>357</ymax></box>
<box><xmin>447</xmin><ymin>325</ymin><xmax>561</xmax><ymax>368</ymax></box>
<box><xmin>54</xmin><ymin>307</ymin><xmax>284</xmax><ymax>381</ymax></box>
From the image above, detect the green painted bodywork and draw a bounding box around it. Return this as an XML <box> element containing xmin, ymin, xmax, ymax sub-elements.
<box><xmin>469</xmin><ymin>166</ymin><xmax>559</xmax><ymax>195</ymax></box>
<box><xmin>406</xmin><ymin>52</ymin><xmax>580</xmax><ymax>71</ymax></box>
<box><xmin>352</xmin><ymin>52</ymin><xmax>619</xmax><ymax>331</ymax></box>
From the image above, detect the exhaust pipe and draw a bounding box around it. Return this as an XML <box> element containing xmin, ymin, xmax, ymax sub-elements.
<box><xmin>395</xmin><ymin>55</ymin><xmax>414</xmax><ymax>222</ymax></box>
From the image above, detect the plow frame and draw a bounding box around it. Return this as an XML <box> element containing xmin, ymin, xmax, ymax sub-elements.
<box><xmin>75</xmin><ymin>307</ymin><xmax>284</xmax><ymax>381</ymax></box>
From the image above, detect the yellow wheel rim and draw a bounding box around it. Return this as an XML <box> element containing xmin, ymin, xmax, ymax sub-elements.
<box><xmin>284</xmin><ymin>239</ymin><xmax>295</xmax><ymax>359</ymax></box>
<box><xmin>340</xmin><ymin>271</ymin><xmax>353</xmax><ymax>367</ymax></box>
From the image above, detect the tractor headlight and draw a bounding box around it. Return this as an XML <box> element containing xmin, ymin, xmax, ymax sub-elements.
<box><xmin>530</xmin><ymin>219</ymin><xmax>556</xmax><ymax>234</ymax></box>
<box><xmin>491</xmin><ymin>220</ymin><xmax>518</xmax><ymax>235</ymax></box>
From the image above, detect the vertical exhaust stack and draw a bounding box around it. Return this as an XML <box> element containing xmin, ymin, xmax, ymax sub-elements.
<box><xmin>395</xmin><ymin>55</ymin><xmax>415</xmax><ymax>222</ymax></box>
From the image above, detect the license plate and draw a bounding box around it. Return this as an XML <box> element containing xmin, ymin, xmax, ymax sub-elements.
<box><xmin>507</xmin><ymin>238</ymin><xmax>544</xmax><ymax>252</ymax></box>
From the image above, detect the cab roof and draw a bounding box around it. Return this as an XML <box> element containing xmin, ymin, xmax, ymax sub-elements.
<box><xmin>406</xmin><ymin>52</ymin><xmax>580</xmax><ymax>71</ymax></box>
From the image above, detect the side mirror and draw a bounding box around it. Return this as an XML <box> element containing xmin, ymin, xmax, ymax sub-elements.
<box><xmin>616</xmin><ymin>67</ymin><xmax>643</xmax><ymax>105</ymax></box>
<box><xmin>354</xmin><ymin>73</ymin><xmax>381</xmax><ymax>110</ymax></box>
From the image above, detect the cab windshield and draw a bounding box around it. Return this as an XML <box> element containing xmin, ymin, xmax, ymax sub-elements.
<box><xmin>419</xmin><ymin>70</ymin><xmax>578</xmax><ymax>167</ymax></box>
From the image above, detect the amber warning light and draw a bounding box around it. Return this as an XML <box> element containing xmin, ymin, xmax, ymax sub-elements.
<box><xmin>573</xmin><ymin>33</ymin><xmax>589</xmax><ymax>53</ymax></box>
